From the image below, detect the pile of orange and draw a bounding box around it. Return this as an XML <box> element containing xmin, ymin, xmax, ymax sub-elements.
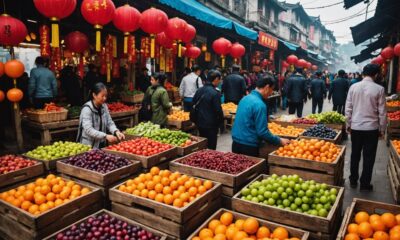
<box><xmin>0</xmin><ymin>174</ymin><xmax>90</xmax><ymax>215</ymax></box>
<box><xmin>269</xmin><ymin>122</ymin><xmax>305</xmax><ymax>137</ymax></box>
<box><xmin>344</xmin><ymin>211</ymin><xmax>400</xmax><ymax>240</ymax></box>
<box><xmin>118</xmin><ymin>167</ymin><xmax>213</xmax><ymax>208</ymax></box>
<box><xmin>387</xmin><ymin>101</ymin><xmax>400</xmax><ymax>107</ymax></box>
<box><xmin>191</xmin><ymin>211</ymin><xmax>300</xmax><ymax>240</ymax></box>
<box><xmin>167</xmin><ymin>110</ymin><xmax>190</xmax><ymax>121</ymax></box>
<box><xmin>392</xmin><ymin>140</ymin><xmax>400</xmax><ymax>154</ymax></box>
<box><xmin>274</xmin><ymin>139</ymin><xmax>340</xmax><ymax>162</ymax></box>
<box><xmin>222</xmin><ymin>103</ymin><xmax>237</xmax><ymax>114</ymax></box>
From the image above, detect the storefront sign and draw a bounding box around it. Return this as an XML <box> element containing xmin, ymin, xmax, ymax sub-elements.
<box><xmin>159</xmin><ymin>47</ymin><xmax>166</xmax><ymax>71</ymax></box>
<box><xmin>127</xmin><ymin>35</ymin><xmax>136</xmax><ymax>64</ymax></box>
<box><xmin>258</xmin><ymin>31</ymin><xmax>278</xmax><ymax>50</ymax></box>
<box><xmin>39</xmin><ymin>25</ymin><xmax>50</xmax><ymax>57</ymax></box>
<box><xmin>141</xmin><ymin>37</ymin><xmax>150</xmax><ymax>58</ymax></box>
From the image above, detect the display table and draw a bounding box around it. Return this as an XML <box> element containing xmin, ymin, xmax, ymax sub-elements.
<box><xmin>22</xmin><ymin>109</ymin><xmax>139</xmax><ymax>145</ymax></box>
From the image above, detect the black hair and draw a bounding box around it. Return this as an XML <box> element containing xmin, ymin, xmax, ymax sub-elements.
<box><xmin>232</xmin><ymin>64</ymin><xmax>240</xmax><ymax>72</ymax></box>
<box><xmin>315</xmin><ymin>71</ymin><xmax>322</xmax><ymax>77</ymax></box>
<box><xmin>35</xmin><ymin>57</ymin><xmax>45</xmax><ymax>66</ymax></box>
<box><xmin>256</xmin><ymin>74</ymin><xmax>274</xmax><ymax>88</ymax></box>
<box><xmin>152</xmin><ymin>72</ymin><xmax>167</xmax><ymax>86</ymax></box>
<box><xmin>363</xmin><ymin>64</ymin><xmax>380</xmax><ymax>77</ymax></box>
<box><xmin>338</xmin><ymin>70</ymin><xmax>346</xmax><ymax>77</ymax></box>
<box><xmin>91</xmin><ymin>82</ymin><xmax>107</xmax><ymax>99</ymax></box>
<box><xmin>192</xmin><ymin>65</ymin><xmax>201</xmax><ymax>72</ymax></box>
<box><xmin>207</xmin><ymin>70</ymin><xmax>221</xmax><ymax>82</ymax></box>
<box><xmin>184</xmin><ymin>67</ymin><xmax>191</xmax><ymax>73</ymax></box>
<box><xmin>295</xmin><ymin>67</ymin><xmax>303</xmax><ymax>74</ymax></box>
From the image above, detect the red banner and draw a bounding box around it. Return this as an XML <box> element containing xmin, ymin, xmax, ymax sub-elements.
<box><xmin>50</xmin><ymin>47</ymin><xmax>61</xmax><ymax>72</ymax></box>
<box><xmin>112</xmin><ymin>59</ymin><xmax>120</xmax><ymax>78</ymax></box>
<box><xmin>127</xmin><ymin>35</ymin><xmax>136</xmax><ymax>64</ymax></box>
<box><xmin>258</xmin><ymin>31</ymin><xmax>278</xmax><ymax>50</ymax></box>
<box><xmin>269</xmin><ymin>50</ymin><xmax>275</xmax><ymax>61</ymax></box>
<box><xmin>39</xmin><ymin>25</ymin><xmax>50</xmax><ymax>57</ymax></box>
<box><xmin>165</xmin><ymin>49</ymin><xmax>173</xmax><ymax>73</ymax></box>
<box><xmin>141</xmin><ymin>37</ymin><xmax>150</xmax><ymax>58</ymax></box>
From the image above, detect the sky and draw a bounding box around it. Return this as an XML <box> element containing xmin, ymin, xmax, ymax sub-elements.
<box><xmin>283</xmin><ymin>0</ymin><xmax>378</xmax><ymax>44</ymax></box>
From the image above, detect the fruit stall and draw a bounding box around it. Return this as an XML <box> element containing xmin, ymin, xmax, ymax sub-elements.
<box><xmin>222</xmin><ymin>103</ymin><xmax>237</xmax><ymax>129</ymax></box>
<box><xmin>167</xmin><ymin>110</ymin><xmax>194</xmax><ymax>131</ymax></box>
<box><xmin>388</xmin><ymin>140</ymin><xmax>400</xmax><ymax>203</ymax></box>
<box><xmin>387</xmin><ymin>100</ymin><xmax>400</xmax><ymax>112</ymax></box>
<box><xmin>387</xmin><ymin>111</ymin><xmax>400</xmax><ymax>145</ymax></box>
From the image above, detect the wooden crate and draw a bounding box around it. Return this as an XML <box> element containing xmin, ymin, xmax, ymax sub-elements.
<box><xmin>56</xmin><ymin>159</ymin><xmax>141</xmax><ymax>187</ymax></box>
<box><xmin>337</xmin><ymin>198</ymin><xmax>400</xmax><ymax>240</ymax></box>
<box><xmin>103</xmin><ymin>146</ymin><xmax>178</xmax><ymax>169</ymax></box>
<box><xmin>388</xmin><ymin>119</ymin><xmax>400</xmax><ymax>128</ymax></box>
<box><xmin>26</xmin><ymin>109</ymin><xmax>68</xmax><ymax>123</ymax></box>
<box><xmin>110</xmin><ymin>109</ymin><xmax>138</xmax><ymax>118</ymax></box>
<box><xmin>110</xmin><ymin>179</ymin><xmax>222</xmax><ymax>239</ymax></box>
<box><xmin>299</xmin><ymin>130</ymin><xmax>343</xmax><ymax>144</ymax></box>
<box><xmin>270</xmin><ymin>120</ymin><xmax>316</xmax><ymax>129</ymax></box>
<box><xmin>167</xmin><ymin>119</ymin><xmax>192</xmax><ymax>130</ymax></box>
<box><xmin>44</xmin><ymin>209</ymin><xmax>167</xmax><ymax>240</ymax></box>
<box><xmin>259</xmin><ymin>144</ymin><xmax>280</xmax><ymax>162</ymax></box>
<box><xmin>388</xmin><ymin>151</ymin><xmax>400</xmax><ymax>203</ymax></box>
<box><xmin>387</xmin><ymin>105</ymin><xmax>400</xmax><ymax>112</ymax></box>
<box><xmin>187</xmin><ymin>209</ymin><xmax>310</xmax><ymax>240</ymax></box>
<box><xmin>0</xmin><ymin>160</ymin><xmax>44</xmax><ymax>188</ymax></box>
<box><xmin>169</xmin><ymin>153</ymin><xmax>266</xmax><ymax>197</ymax></box>
<box><xmin>268</xmin><ymin>146</ymin><xmax>346</xmax><ymax>186</ymax></box>
<box><xmin>176</xmin><ymin>136</ymin><xmax>207</xmax><ymax>156</ymax></box>
<box><xmin>232</xmin><ymin>174</ymin><xmax>344</xmax><ymax>236</ymax></box>
<box><xmin>121</xmin><ymin>93</ymin><xmax>144</xmax><ymax>103</ymax></box>
<box><xmin>22</xmin><ymin>155</ymin><xmax>71</xmax><ymax>171</ymax></box>
<box><xmin>0</xmin><ymin>177</ymin><xmax>102</xmax><ymax>240</ymax></box>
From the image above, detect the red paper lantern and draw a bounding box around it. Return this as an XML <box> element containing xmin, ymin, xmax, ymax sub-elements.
<box><xmin>282</xmin><ymin>61</ymin><xmax>289</xmax><ymax>68</ymax></box>
<box><xmin>185</xmin><ymin>46</ymin><xmax>201</xmax><ymax>59</ymax></box>
<box><xmin>140</xmin><ymin>8</ymin><xmax>168</xmax><ymax>59</ymax></box>
<box><xmin>297</xmin><ymin>59</ymin><xmax>307</xmax><ymax>68</ymax></box>
<box><xmin>156</xmin><ymin>32</ymin><xmax>173</xmax><ymax>49</ymax></box>
<box><xmin>33</xmin><ymin>0</ymin><xmax>76</xmax><ymax>48</ymax></box>
<box><xmin>230</xmin><ymin>42</ymin><xmax>246</xmax><ymax>59</ymax></box>
<box><xmin>165</xmin><ymin>18</ymin><xmax>188</xmax><ymax>57</ymax></box>
<box><xmin>286</xmin><ymin>55</ymin><xmax>298</xmax><ymax>65</ymax></box>
<box><xmin>394</xmin><ymin>43</ymin><xmax>400</xmax><ymax>57</ymax></box>
<box><xmin>113</xmin><ymin>4</ymin><xmax>141</xmax><ymax>54</ymax></box>
<box><xmin>7</xmin><ymin>88</ymin><xmax>23</xmax><ymax>103</ymax></box>
<box><xmin>65</xmin><ymin>31</ymin><xmax>89</xmax><ymax>54</ymax></box>
<box><xmin>182</xmin><ymin>24</ymin><xmax>196</xmax><ymax>43</ymax></box>
<box><xmin>381</xmin><ymin>46</ymin><xmax>394</xmax><ymax>60</ymax></box>
<box><xmin>0</xmin><ymin>90</ymin><xmax>4</xmax><ymax>102</ymax></box>
<box><xmin>0</xmin><ymin>14</ymin><xmax>27</xmax><ymax>46</ymax></box>
<box><xmin>212</xmin><ymin>38</ymin><xmax>232</xmax><ymax>56</ymax></box>
<box><xmin>305</xmin><ymin>62</ymin><xmax>312</xmax><ymax>69</ymax></box>
<box><xmin>5</xmin><ymin>59</ymin><xmax>25</xmax><ymax>79</ymax></box>
<box><xmin>81</xmin><ymin>0</ymin><xmax>115</xmax><ymax>52</ymax></box>
<box><xmin>374</xmin><ymin>55</ymin><xmax>385</xmax><ymax>65</ymax></box>
<box><xmin>312</xmin><ymin>65</ymin><xmax>318</xmax><ymax>71</ymax></box>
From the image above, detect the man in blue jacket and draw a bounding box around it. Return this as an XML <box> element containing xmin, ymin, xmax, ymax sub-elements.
<box><xmin>232</xmin><ymin>75</ymin><xmax>290</xmax><ymax>157</ymax></box>
<box><xmin>29</xmin><ymin>57</ymin><xmax>57</xmax><ymax>109</ymax></box>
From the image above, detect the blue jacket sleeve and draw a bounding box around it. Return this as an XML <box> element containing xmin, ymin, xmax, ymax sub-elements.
<box><xmin>28</xmin><ymin>70</ymin><xmax>36</xmax><ymax>99</ymax></box>
<box><xmin>254</xmin><ymin>105</ymin><xmax>281</xmax><ymax>145</ymax></box>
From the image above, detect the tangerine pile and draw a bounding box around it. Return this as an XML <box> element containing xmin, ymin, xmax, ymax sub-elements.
<box><xmin>167</xmin><ymin>110</ymin><xmax>190</xmax><ymax>121</ymax></box>
<box><xmin>0</xmin><ymin>174</ymin><xmax>90</xmax><ymax>215</ymax></box>
<box><xmin>268</xmin><ymin>123</ymin><xmax>305</xmax><ymax>137</ymax></box>
<box><xmin>222</xmin><ymin>103</ymin><xmax>237</xmax><ymax>113</ymax></box>
<box><xmin>118</xmin><ymin>167</ymin><xmax>213</xmax><ymax>208</ymax></box>
<box><xmin>191</xmin><ymin>212</ymin><xmax>300</xmax><ymax>240</ymax></box>
<box><xmin>392</xmin><ymin>140</ymin><xmax>400</xmax><ymax>154</ymax></box>
<box><xmin>387</xmin><ymin>101</ymin><xmax>400</xmax><ymax>107</ymax></box>
<box><xmin>275</xmin><ymin>139</ymin><xmax>340</xmax><ymax>163</ymax></box>
<box><xmin>345</xmin><ymin>211</ymin><xmax>400</xmax><ymax>240</ymax></box>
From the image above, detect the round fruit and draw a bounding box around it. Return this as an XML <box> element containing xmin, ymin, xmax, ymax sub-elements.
<box><xmin>344</xmin><ymin>233</ymin><xmax>360</xmax><ymax>240</ymax></box>
<box><xmin>256</xmin><ymin>226</ymin><xmax>271</xmax><ymax>238</ymax></box>
<box><xmin>271</xmin><ymin>227</ymin><xmax>289</xmax><ymax>240</ymax></box>
<box><xmin>220</xmin><ymin>212</ymin><xmax>234</xmax><ymax>226</ymax></box>
<box><xmin>373</xmin><ymin>231</ymin><xmax>389</xmax><ymax>240</ymax></box>
<box><xmin>347</xmin><ymin>223</ymin><xmax>358</xmax><ymax>233</ymax></box>
<box><xmin>355</xmin><ymin>211</ymin><xmax>370</xmax><ymax>224</ymax></box>
<box><xmin>243</xmin><ymin>218</ymin><xmax>259</xmax><ymax>234</ymax></box>
<box><xmin>381</xmin><ymin>213</ymin><xmax>397</xmax><ymax>228</ymax></box>
<box><xmin>199</xmin><ymin>228</ymin><xmax>214</xmax><ymax>239</ymax></box>
<box><xmin>357</xmin><ymin>222</ymin><xmax>373</xmax><ymax>238</ymax></box>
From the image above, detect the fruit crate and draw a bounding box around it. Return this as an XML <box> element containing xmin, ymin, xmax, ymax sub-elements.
<box><xmin>109</xmin><ymin>178</ymin><xmax>222</xmax><ymax>239</ymax></box>
<box><xmin>268</xmin><ymin>146</ymin><xmax>346</xmax><ymax>186</ymax></box>
<box><xmin>109</xmin><ymin>109</ymin><xmax>139</xmax><ymax>118</ymax></box>
<box><xmin>187</xmin><ymin>208</ymin><xmax>310</xmax><ymax>240</ymax></box>
<box><xmin>0</xmin><ymin>177</ymin><xmax>102</xmax><ymax>240</ymax></box>
<box><xmin>270</xmin><ymin>120</ymin><xmax>316</xmax><ymax>129</ymax></box>
<box><xmin>387</xmin><ymin>105</ymin><xmax>400</xmax><ymax>112</ymax></box>
<box><xmin>121</xmin><ymin>93</ymin><xmax>144</xmax><ymax>103</ymax></box>
<box><xmin>167</xmin><ymin>119</ymin><xmax>192</xmax><ymax>130</ymax></box>
<box><xmin>0</xmin><ymin>158</ymin><xmax>44</xmax><ymax>188</ymax></box>
<box><xmin>299</xmin><ymin>130</ymin><xmax>343</xmax><ymax>144</ymax></box>
<box><xmin>387</xmin><ymin>148</ymin><xmax>400</xmax><ymax>204</ymax></box>
<box><xmin>336</xmin><ymin>198</ymin><xmax>400</xmax><ymax>240</ymax></box>
<box><xmin>176</xmin><ymin>136</ymin><xmax>208</xmax><ymax>156</ymax></box>
<box><xmin>232</xmin><ymin>174</ymin><xmax>344</xmax><ymax>240</ymax></box>
<box><xmin>44</xmin><ymin>209</ymin><xmax>167</xmax><ymax>240</ymax></box>
<box><xmin>169</xmin><ymin>153</ymin><xmax>266</xmax><ymax>197</ymax></box>
<box><xmin>26</xmin><ymin>109</ymin><xmax>68</xmax><ymax>123</ymax></box>
<box><xmin>388</xmin><ymin>119</ymin><xmax>400</xmax><ymax>128</ymax></box>
<box><xmin>103</xmin><ymin>146</ymin><xmax>178</xmax><ymax>169</ymax></box>
<box><xmin>22</xmin><ymin>155</ymin><xmax>73</xmax><ymax>172</ymax></box>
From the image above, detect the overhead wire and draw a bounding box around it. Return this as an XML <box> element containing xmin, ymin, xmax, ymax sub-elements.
<box><xmin>304</xmin><ymin>1</ymin><xmax>344</xmax><ymax>9</ymax></box>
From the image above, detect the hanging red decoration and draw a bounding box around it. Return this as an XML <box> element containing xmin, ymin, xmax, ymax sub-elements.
<box><xmin>381</xmin><ymin>46</ymin><xmax>394</xmax><ymax>60</ymax></box>
<box><xmin>81</xmin><ymin>0</ymin><xmax>115</xmax><ymax>52</ymax></box>
<box><xmin>113</xmin><ymin>4</ymin><xmax>141</xmax><ymax>54</ymax></box>
<box><xmin>127</xmin><ymin>35</ymin><xmax>136</xmax><ymax>64</ymax></box>
<box><xmin>394</xmin><ymin>43</ymin><xmax>400</xmax><ymax>57</ymax></box>
<box><xmin>312</xmin><ymin>65</ymin><xmax>318</xmax><ymax>71</ymax></box>
<box><xmin>0</xmin><ymin>14</ymin><xmax>28</xmax><ymax>46</ymax></box>
<box><xmin>305</xmin><ymin>62</ymin><xmax>312</xmax><ymax>69</ymax></box>
<box><xmin>39</xmin><ymin>25</ymin><xmax>50</xmax><ymax>57</ymax></box>
<box><xmin>7</xmin><ymin>88</ymin><xmax>23</xmax><ymax>103</ymax></box>
<box><xmin>165</xmin><ymin>17</ymin><xmax>188</xmax><ymax>57</ymax></box>
<box><xmin>297</xmin><ymin>59</ymin><xmax>307</xmax><ymax>68</ymax></box>
<box><xmin>5</xmin><ymin>60</ymin><xmax>25</xmax><ymax>79</ymax></box>
<box><xmin>230</xmin><ymin>42</ymin><xmax>246</xmax><ymax>61</ymax></box>
<box><xmin>0</xmin><ymin>90</ymin><xmax>4</xmax><ymax>102</ymax></box>
<box><xmin>373</xmin><ymin>55</ymin><xmax>385</xmax><ymax>65</ymax></box>
<box><xmin>156</xmin><ymin>32</ymin><xmax>173</xmax><ymax>49</ymax></box>
<box><xmin>286</xmin><ymin>55</ymin><xmax>298</xmax><ymax>65</ymax></box>
<box><xmin>282</xmin><ymin>61</ymin><xmax>289</xmax><ymax>68</ymax></box>
<box><xmin>182</xmin><ymin>24</ymin><xmax>196</xmax><ymax>43</ymax></box>
<box><xmin>33</xmin><ymin>0</ymin><xmax>76</xmax><ymax>48</ymax></box>
<box><xmin>212</xmin><ymin>37</ymin><xmax>232</xmax><ymax>67</ymax></box>
<box><xmin>140</xmin><ymin>8</ymin><xmax>168</xmax><ymax>59</ymax></box>
<box><xmin>65</xmin><ymin>31</ymin><xmax>89</xmax><ymax>54</ymax></box>
<box><xmin>185</xmin><ymin>46</ymin><xmax>201</xmax><ymax>59</ymax></box>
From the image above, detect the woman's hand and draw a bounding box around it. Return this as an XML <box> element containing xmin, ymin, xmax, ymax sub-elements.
<box><xmin>106</xmin><ymin>134</ymin><xmax>118</xmax><ymax>143</ymax></box>
<box><xmin>116</xmin><ymin>131</ymin><xmax>125</xmax><ymax>141</ymax></box>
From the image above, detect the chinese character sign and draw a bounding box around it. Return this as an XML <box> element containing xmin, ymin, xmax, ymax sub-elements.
<box><xmin>39</xmin><ymin>25</ymin><xmax>50</xmax><ymax>57</ymax></box>
<box><xmin>258</xmin><ymin>32</ymin><xmax>278</xmax><ymax>51</ymax></box>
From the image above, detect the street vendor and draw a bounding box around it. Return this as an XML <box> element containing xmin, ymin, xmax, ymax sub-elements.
<box><xmin>77</xmin><ymin>82</ymin><xmax>125</xmax><ymax>148</ymax></box>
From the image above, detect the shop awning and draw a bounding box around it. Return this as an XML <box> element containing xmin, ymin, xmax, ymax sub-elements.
<box><xmin>344</xmin><ymin>0</ymin><xmax>366</xmax><ymax>9</ymax></box>
<box><xmin>279</xmin><ymin>39</ymin><xmax>299</xmax><ymax>51</ymax></box>
<box><xmin>158</xmin><ymin>0</ymin><xmax>257</xmax><ymax>40</ymax></box>
<box><xmin>350</xmin><ymin>15</ymin><xmax>394</xmax><ymax>45</ymax></box>
<box><xmin>351</xmin><ymin>51</ymin><xmax>375</xmax><ymax>63</ymax></box>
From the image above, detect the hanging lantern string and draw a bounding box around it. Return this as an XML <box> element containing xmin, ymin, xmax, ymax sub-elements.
<box><xmin>2</xmin><ymin>0</ymin><xmax>6</xmax><ymax>14</ymax></box>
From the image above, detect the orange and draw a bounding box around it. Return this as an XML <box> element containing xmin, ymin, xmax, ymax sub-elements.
<box><xmin>11</xmin><ymin>199</ymin><xmax>22</xmax><ymax>207</ymax></box>
<box><xmin>369</xmin><ymin>214</ymin><xmax>381</xmax><ymax>223</ymax></box>
<box><xmin>52</xmin><ymin>184</ymin><xmax>62</xmax><ymax>194</ymax></box>
<box><xmin>35</xmin><ymin>178</ymin><xmax>44</xmax><ymax>186</ymax></box>
<box><xmin>140</xmin><ymin>189</ymin><xmax>149</xmax><ymax>198</ymax></box>
<box><xmin>177</xmin><ymin>186</ymin><xmax>186</xmax><ymax>193</ymax></box>
<box><xmin>373</xmin><ymin>231</ymin><xmax>389</xmax><ymax>240</ymax></box>
<box><xmin>81</xmin><ymin>188</ymin><xmax>90</xmax><ymax>195</ymax></box>
<box><xmin>54</xmin><ymin>199</ymin><xmax>63</xmax><ymax>207</ymax></box>
<box><xmin>119</xmin><ymin>185</ymin><xmax>127</xmax><ymax>192</ymax></box>
<box><xmin>164</xmin><ymin>194</ymin><xmax>174</xmax><ymax>205</ymax></box>
<box><xmin>47</xmin><ymin>201</ymin><xmax>55</xmax><ymax>209</ymax></box>
<box><xmin>344</xmin><ymin>233</ymin><xmax>360</xmax><ymax>240</ymax></box>
<box><xmin>170</xmin><ymin>181</ymin><xmax>179</xmax><ymax>190</ymax></box>
<box><xmin>146</xmin><ymin>181</ymin><xmax>155</xmax><ymax>190</ymax></box>
<box><xmin>153</xmin><ymin>175</ymin><xmax>162</xmax><ymax>184</ymax></box>
<box><xmin>370</xmin><ymin>219</ymin><xmax>386</xmax><ymax>231</ymax></box>
<box><xmin>381</xmin><ymin>213</ymin><xmax>397</xmax><ymax>228</ymax></box>
<box><xmin>215</xmin><ymin>224</ymin><xmax>227</xmax><ymax>235</ymax></box>
<box><xmin>243</xmin><ymin>218</ymin><xmax>259</xmax><ymax>234</ymax></box>
<box><xmin>46</xmin><ymin>192</ymin><xmax>56</xmax><ymax>202</ymax></box>
<box><xmin>28</xmin><ymin>204</ymin><xmax>39</xmax><ymax>214</ymax></box>
<box><xmin>39</xmin><ymin>203</ymin><xmax>49</xmax><ymax>213</ymax></box>
<box><xmin>179</xmin><ymin>192</ymin><xmax>190</xmax><ymax>203</ymax></box>
<box><xmin>208</xmin><ymin>219</ymin><xmax>221</xmax><ymax>232</ymax></box>
<box><xmin>161</xmin><ymin>177</ymin><xmax>170</xmax><ymax>186</ymax></box>
<box><xmin>155</xmin><ymin>193</ymin><xmax>164</xmax><ymax>203</ymax></box>
<box><xmin>396</xmin><ymin>214</ymin><xmax>400</xmax><ymax>225</ymax></box>
<box><xmin>214</xmin><ymin>234</ymin><xmax>227</xmax><ymax>240</ymax></box>
<box><xmin>204</xmin><ymin>180</ymin><xmax>213</xmax><ymax>190</ymax></box>
<box><xmin>355</xmin><ymin>211</ymin><xmax>370</xmax><ymax>224</ymax></box>
<box><xmin>150</xmin><ymin>167</ymin><xmax>160</xmax><ymax>176</ymax></box>
<box><xmin>226</xmin><ymin>226</ymin><xmax>238</xmax><ymax>240</ymax></box>
<box><xmin>145</xmin><ymin>173</ymin><xmax>153</xmax><ymax>181</ymax></box>
<box><xmin>199</xmin><ymin>228</ymin><xmax>214</xmax><ymax>239</ymax></box>
<box><xmin>173</xmin><ymin>198</ymin><xmax>183</xmax><ymax>207</ymax></box>
<box><xmin>17</xmin><ymin>185</ymin><xmax>26</xmax><ymax>192</ymax></box>
<box><xmin>235</xmin><ymin>219</ymin><xmax>245</xmax><ymax>231</ymax></box>
<box><xmin>271</xmin><ymin>227</ymin><xmax>289</xmax><ymax>240</ymax></box>
<box><xmin>233</xmin><ymin>231</ymin><xmax>248</xmax><ymax>240</ymax></box>
<box><xmin>59</xmin><ymin>190</ymin><xmax>70</xmax><ymax>200</ymax></box>
<box><xmin>162</xmin><ymin>186</ymin><xmax>172</xmax><ymax>195</ymax></box>
<box><xmin>0</xmin><ymin>192</ymin><xmax>8</xmax><ymax>200</ymax></box>
<box><xmin>46</xmin><ymin>174</ymin><xmax>56</xmax><ymax>180</ymax></box>
<box><xmin>132</xmin><ymin>190</ymin><xmax>140</xmax><ymax>196</ymax></box>
<box><xmin>66</xmin><ymin>181</ymin><xmax>75</xmax><ymax>188</ymax></box>
<box><xmin>137</xmin><ymin>183</ymin><xmax>145</xmax><ymax>191</ymax></box>
<box><xmin>188</xmin><ymin>187</ymin><xmax>198</xmax><ymax>197</ymax></box>
<box><xmin>155</xmin><ymin>183</ymin><xmax>164</xmax><ymax>193</ymax></box>
<box><xmin>26</xmin><ymin>183</ymin><xmax>36</xmax><ymax>191</ymax></box>
<box><xmin>21</xmin><ymin>200</ymin><xmax>32</xmax><ymax>210</ymax></box>
<box><xmin>194</xmin><ymin>179</ymin><xmax>202</xmax><ymax>187</ymax></box>
<box><xmin>161</xmin><ymin>170</ymin><xmax>171</xmax><ymax>178</ymax></box>
<box><xmin>357</xmin><ymin>222</ymin><xmax>373</xmax><ymax>238</ymax></box>
<box><xmin>347</xmin><ymin>223</ymin><xmax>359</xmax><ymax>233</ymax></box>
<box><xmin>125</xmin><ymin>186</ymin><xmax>133</xmax><ymax>194</ymax></box>
<box><xmin>172</xmin><ymin>190</ymin><xmax>180</xmax><ymax>199</ymax></box>
<box><xmin>220</xmin><ymin>212</ymin><xmax>234</xmax><ymax>226</ymax></box>
<box><xmin>198</xmin><ymin>186</ymin><xmax>207</xmax><ymax>195</ymax></box>
<box><xmin>390</xmin><ymin>225</ymin><xmax>400</xmax><ymax>234</ymax></box>
<box><xmin>390</xmin><ymin>231</ymin><xmax>400</xmax><ymax>240</ymax></box>
<box><xmin>148</xmin><ymin>190</ymin><xmax>157</xmax><ymax>200</ymax></box>
<box><xmin>34</xmin><ymin>194</ymin><xmax>46</xmax><ymax>205</ymax></box>
<box><xmin>256</xmin><ymin>226</ymin><xmax>271</xmax><ymax>238</ymax></box>
<box><xmin>23</xmin><ymin>190</ymin><xmax>34</xmax><ymax>201</ymax></box>
<box><xmin>72</xmin><ymin>185</ymin><xmax>81</xmax><ymax>191</ymax></box>
<box><xmin>192</xmin><ymin>237</ymin><xmax>201</xmax><ymax>240</ymax></box>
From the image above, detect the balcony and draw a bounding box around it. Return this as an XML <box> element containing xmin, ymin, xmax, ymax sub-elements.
<box><xmin>258</xmin><ymin>13</ymin><xmax>278</xmax><ymax>34</ymax></box>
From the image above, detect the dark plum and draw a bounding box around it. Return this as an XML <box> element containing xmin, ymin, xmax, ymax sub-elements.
<box><xmin>302</xmin><ymin>124</ymin><xmax>337</xmax><ymax>139</ymax></box>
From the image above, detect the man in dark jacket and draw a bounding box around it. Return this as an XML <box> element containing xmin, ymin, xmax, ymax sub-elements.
<box><xmin>285</xmin><ymin>67</ymin><xmax>308</xmax><ymax>117</ymax></box>
<box><xmin>310</xmin><ymin>71</ymin><xmax>327</xmax><ymax>114</ymax></box>
<box><xmin>329</xmin><ymin>70</ymin><xmax>349</xmax><ymax>115</ymax></box>
<box><xmin>84</xmin><ymin>64</ymin><xmax>99</xmax><ymax>99</ymax></box>
<box><xmin>137</xmin><ymin>67</ymin><xmax>151</xmax><ymax>92</ymax></box>
<box><xmin>191</xmin><ymin>70</ymin><xmax>224</xmax><ymax>150</ymax></box>
<box><xmin>222</xmin><ymin>65</ymin><xmax>247</xmax><ymax>104</ymax></box>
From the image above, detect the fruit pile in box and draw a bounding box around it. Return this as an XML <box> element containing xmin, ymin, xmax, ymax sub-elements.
<box><xmin>0</xmin><ymin>174</ymin><xmax>91</xmax><ymax>215</ymax></box>
<box><xmin>117</xmin><ymin>167</ymin><xmax>213</xmax><ymax>208</ymax></box>
<box><xmin>29</xmin><ymin>102</ymin><xmax>66</xmax><ymax>112</ymax></box>
<box><xmin>301</xmin><ymin>124</ymin><xmax>338</xmax><ymax>139</ymax></box>
<box><xmin>274</xmin><ymin>139</ymin><xmax>340</xmax><ymax>163</ymax></box>
<box><xmin>167</xmin><ymin>110</ymin><xmax>190</xmax><ymax>121</ymax></box>
<box><xmin>292</xmin><ymin>118</ymin><xmax>318</xmax><ymax>124</ymax></box>
<box><xmin>176</xmin><ymin>149</ymin><xmax>258</xmax><ymax>174</ymax></box>
<box><xmin>392</xmin><ymin>140</ymin><xmax>400</xmax><ymax>154</ymax></box>
<box><xmin>107</xmin><ymin>102</ymin><xmax>135</xmax><ymax>113</ymax></box>
<box><xmin>105</xmin><ymin>138</ymin><xmax>173</xmax><ymax>156</ymax></box>
<box><xmin>26</xmin><ymin>141</ymin><xmax>90</xmax><ymax>160</ymax></box>
<box><xmin>307</xmin><ymin>111</ymin><xmax>346</xmax><ymax>124</ymax></box>
<box><xmin>222</xmin><ymin>102</ymin><xmax>237</xmax><ymax>113</ymax></box>
<box><xmin>387</xmin><ymin>100</ymin><xmax>400</xmax><ymax>107</ymax></box>
<box><xmin>269</xmin><ymin>122</ymin><xmax>304</xmax><ymax>137</ymax></box>
<box><xmin>0</xmin><ymin>155</ymin><xmax>37</xmax><ymax>174</ymax></box>
<box><xmin>240</xmin><ymin>174</ymin><xmax>338</xmax><ymax>218</ymax></box>
<box><xmin>388</xmin><ymin>111</ymin><xmax>400</xmax><ymax>120</ymax></box>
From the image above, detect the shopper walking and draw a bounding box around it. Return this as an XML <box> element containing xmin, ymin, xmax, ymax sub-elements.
<box><xmin>179</xmin><ymin>65</ymin><xmax>203</xmax><ymax>111</ymax></box>
<box><xmin>345</xmin><ymin>64</ymin><xmax>386</xmax><ymax>191</ymax></box>
<box><xmin>285</xmin><ymin>67</ymin><xmax>308</xmax><ymax>117</ymax></box>
<box><xmin>232</xmin><ymin>75</ymin><xmax>290</xmax><ymax>157</ymax></box>
<box><xmin>222</xmin><ymin>64</ymin><xmax>247</xmax><ymax>104</ymax></box>
<box><xmin>329</xmin><ymin>70</ymin><xmax>349</xmax><ymax>115</ymax></box>
<box><xmin>310</xmin><ymin>71</ymin><xmax>327</xmax><ymax>114</ymax></box>
<box><xmin>191</xmin><ymin>70</ymin><xmax>224</xmax><ymax>150</ymax></box>
<box><xmin>28</xmin><ymin>57</ymin><xmax>58</xmax><ymax>109</ymax></box>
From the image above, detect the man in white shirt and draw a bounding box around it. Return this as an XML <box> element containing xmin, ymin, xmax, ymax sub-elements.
<box><xmin>179</xmin><ymin>65</ymin><xmax>203</xmax><ymax>111</ymax></box>
<box><xmin>345</xmin><ymin>64</ymin><xmax>386</xmax><ymax>191</ymax></box>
